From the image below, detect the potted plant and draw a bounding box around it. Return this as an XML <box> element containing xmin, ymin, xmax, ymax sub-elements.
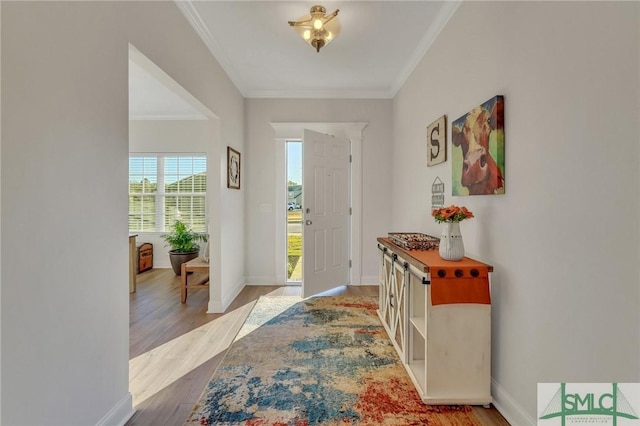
<box><xmin>162</xmin><ymin>220</ymin><xmax>208</xmax><ymax>275</ymax></box>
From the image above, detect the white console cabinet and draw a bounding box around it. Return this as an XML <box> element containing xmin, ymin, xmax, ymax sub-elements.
<box><xmin>377</xmin><ymin>238</ymin><xmax>493</xmax><ymax>405</ymax></box>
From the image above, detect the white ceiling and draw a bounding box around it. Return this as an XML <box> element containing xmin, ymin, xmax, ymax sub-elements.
<box><xmin>129</xmin><ymin>59</ymin><xmax>207</xmax><ymax>120</ymax></box>
<box><xmin>177</xmin><ymin>1</ymin><xmax>460</xmax><ymax>99</ymax></box>
<box><xmin>129</xmin><ymin>1</ymin><xmax>460</xmax><ymax>119</ymax></box>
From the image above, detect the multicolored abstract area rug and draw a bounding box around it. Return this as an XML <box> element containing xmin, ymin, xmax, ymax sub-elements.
<box><xmin>185</xmin><ymin>296</ymin><xmax>482</xmax><ymax>425</ymax></box>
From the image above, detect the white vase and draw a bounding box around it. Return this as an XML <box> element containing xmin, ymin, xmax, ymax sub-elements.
<box><xmin>439</xmin><ymin>222</ymin><xmax>465</xmax><ymax>261</ymax></box>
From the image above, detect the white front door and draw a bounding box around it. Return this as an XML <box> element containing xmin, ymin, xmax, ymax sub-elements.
<box><xmin>302</xmin><ymin>129</ymin><xmax>351</xmax><ymax>297</ymax></box>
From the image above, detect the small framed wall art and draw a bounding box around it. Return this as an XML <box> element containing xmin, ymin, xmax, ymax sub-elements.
<box><xmin>431</xmin><ymin>176</ymin><xmax>445</xmax><ymax>211</ymax></box>
<box><xmin>427</xmin><ymin>115</ymin><xmax>447</xmax><ymax>166</ymax></box>
<box><xmin>227</xmin><ymin>146</ymin><xmax>241</xmax><ymax>190</ymax></box>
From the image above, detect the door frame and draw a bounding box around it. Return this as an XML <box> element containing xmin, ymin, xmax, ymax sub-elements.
<box><xmin>271</xmin><ymin>122</ymin><xmax>367</xmax><ymax>286</ymax></box>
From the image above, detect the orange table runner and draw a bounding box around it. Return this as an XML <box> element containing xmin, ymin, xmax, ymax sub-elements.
<box><xmin>378</xmin><ymin>238</ymin><xmax>491</xmax><ymax>306</ymax></box>
<box><xmin>430</xmin><ymin>265</ymin><xmax>490</xmax><ymax>305</ymax></box>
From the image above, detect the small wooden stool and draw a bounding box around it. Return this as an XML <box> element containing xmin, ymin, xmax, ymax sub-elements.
<box><xmin>181</xmin><ymin>257</ymin><xmax>210</xmax><ymax>303</ymax></box>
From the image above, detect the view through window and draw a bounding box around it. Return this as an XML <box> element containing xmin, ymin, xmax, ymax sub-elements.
<box><xmin>129</xmin><ymin>155</ymin><xmax>207</xmax><ymax>233</ymax></box>
<box><xmin>287</xmin><ymin>141</ymin><xmax>302</xmax><ymax>282</ymax></box>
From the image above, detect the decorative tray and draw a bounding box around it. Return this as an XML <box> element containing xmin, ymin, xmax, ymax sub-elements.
<box><xmin>388</xmin><ymin>233</ymin><xmax>440</xmax><ymax>251</ymax></box>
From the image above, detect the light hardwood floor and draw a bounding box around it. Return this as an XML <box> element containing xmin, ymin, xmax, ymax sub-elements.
<box><xmin>127</xmin><ymin>269</ymin><xmax>509</xmax><ymax>425</ymax></box>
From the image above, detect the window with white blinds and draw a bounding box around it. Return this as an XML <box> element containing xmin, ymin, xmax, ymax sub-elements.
<box><xmin>129</xmin><ymin>155</ymin><xmax>207</xmax><ymax>233</ymax></box>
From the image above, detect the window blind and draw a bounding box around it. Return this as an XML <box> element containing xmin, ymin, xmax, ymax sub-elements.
<box><xmin>129</xmin><ymin>154</ymin><xmax>207</xmax><ymax>233</ymax></box>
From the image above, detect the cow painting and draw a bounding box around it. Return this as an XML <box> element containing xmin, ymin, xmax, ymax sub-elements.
<box><xmin>452</xmin><ymin>96</ymin><xmax>505</xmax><ymax>195</ymax></box>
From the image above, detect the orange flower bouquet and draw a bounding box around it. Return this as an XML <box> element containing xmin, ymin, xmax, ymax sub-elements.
<box><xmin>432</xmin><ymin>205</ymin><xmax>474</xmax><ymax>224</ymax></box>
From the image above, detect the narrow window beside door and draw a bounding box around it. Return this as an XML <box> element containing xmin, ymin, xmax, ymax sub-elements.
<box><xmin>287</xmin><ymin>141</ymin><xmax>303</xmax><ymax>283</ymax></box>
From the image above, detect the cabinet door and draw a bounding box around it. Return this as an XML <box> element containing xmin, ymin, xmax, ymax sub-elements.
<box><xmin>378</xmin><ymin>247</ymin><xmax>388</xmax><ymax>316</ymax></box>
<box><xmin>378</xmin><ymin>246</ymin><xmax>386</xmax><ymax>286</ymax></box>
<box><xmin>391</xmin><ymin>259</ymin><xmax>408</xmax><ymax>360</ymax></box>
<box><xmin>380</xmin><ymin>252</ymin><xmax>394</xmax><ymax>330</ymax></box>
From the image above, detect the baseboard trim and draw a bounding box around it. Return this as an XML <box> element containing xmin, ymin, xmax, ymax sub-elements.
<box><xmin>244</xmin><ymin>275</ymin><xmax>278</xmax><ymax>285</ymax></box>
<box><xmin>207</xmin><ymin>299</ymin><xmax>224</xmax><ymax>313</ymax></box>
<box><xmin>222</xmin><ymin>280</ymin><xmax>245</xmax><ymax>311</ymax></box>
<box><xmin>360</xmin><ymin>276</ymin><xmax>379</xmax><ymax>286</ymax></box>
<box><xmin>208</xmin><ymin>278</ymin><xmax>245</xmax><ymax>313</ymax></box>
<box><xmin>95</xmin><ymin>393</ymin><xmax>135</xmax><ymax>426</ymax></box>
<box><xmin>491</xmin><ymin>378</ymin><xmax>535</xmax><ymax>426</ymax></box>
<box><xmin>245</xmin><ymin>276</ymin><xmax>380</xmax><ymax>287</ymax></box>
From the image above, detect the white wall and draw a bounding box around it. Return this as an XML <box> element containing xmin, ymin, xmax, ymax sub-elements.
<box><xmin>0</xmin><ymin>4</ymin><xmax>3</xmax><ymax>421</ymax></box>
<box><xmin>245</xmin><ymin>99</ymin><xmax>392</xmax><ymax>285</ymax></box>
<box><xmin>0</xmin><ymin>2</ymin><xmax>244</xmax><ymax>424</ymax></box>
<box><xmin>130</xmin><ymin>119</ymin><xmax>210</xmax><ymax>153</ymax></box>
<box><xmin>392</xmin><ymin>2</ymin><xmax>639</xmax><ymax>424</ymax></box>
<box><xmin>129</xmin><ymin>119</ymin><xmax>211</xmax><ymax>269</ymax></box>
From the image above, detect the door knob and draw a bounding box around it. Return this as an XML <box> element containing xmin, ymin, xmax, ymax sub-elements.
<box><xmin>305</xmin><ymin>220</ymin><xmax>313</xmax><ymax>225</ymax></box>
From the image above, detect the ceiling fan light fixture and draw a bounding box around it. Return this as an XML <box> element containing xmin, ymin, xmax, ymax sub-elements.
<box><xmin>288</xmin><ymin>5</ymin><xmax>341</xmax><ymax>53</ymax></box>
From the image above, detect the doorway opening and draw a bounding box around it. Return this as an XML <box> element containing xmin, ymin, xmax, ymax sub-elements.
<box><xmin>128</xmin><ymin>44</ymin><xmax>225</xmax><ymax>410</ymax></box>
<box><xmin>286</xmin><ymin>140</ymin><xmax>303</xmax><ymax>284</ymax></box>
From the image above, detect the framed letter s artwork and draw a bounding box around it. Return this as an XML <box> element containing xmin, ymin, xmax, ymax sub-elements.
<box><xmin>227</xmin><ymin>146</ymin><xmax>241</xmax><ymax>190</ymax></box>
<box><xmin>427</xmin><ymin>115</ymin><xmax>447</xmax><ymax>167</ymax></box>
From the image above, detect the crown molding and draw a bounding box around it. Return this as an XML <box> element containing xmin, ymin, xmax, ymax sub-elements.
<box><xmin>390</xmin><ymin>0</ymin><xmax>461</xmax><ymax>97</ymax></box>
<box><xmin>129</xmin><ymin>114</ymin><xmax>209</xmax><ymax>121</ymax></box>
<box><xmin>246</xmin><ymin>88</ymin><xmax>394</xmax><ymax>100</ymax></box>
<box><xmin>174</xmin><ymin>0</ymin><xmax>248</xmax><ymax>97</ymax></box>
